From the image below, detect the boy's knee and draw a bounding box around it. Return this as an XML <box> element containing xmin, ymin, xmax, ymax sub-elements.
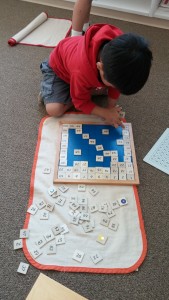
<box><xmin>46</xmin><ymin>103</ymin><xmax>63</xmax><ymax>117</ymax></box>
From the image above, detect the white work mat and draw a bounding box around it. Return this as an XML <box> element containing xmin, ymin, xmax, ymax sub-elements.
<box><xmin>8</xmin><ymin>12</ymin><xmax>72</xmax><ymax>47</ymax></box>
<box><xmin>143</xmin><ymin>128</ymin><xmax>169</xmax><ymax>175</ymax></box>
<box><xmin>23</xmin><ymin>115</ymin><xmax>147</xmax><ymax>273</ymax></box>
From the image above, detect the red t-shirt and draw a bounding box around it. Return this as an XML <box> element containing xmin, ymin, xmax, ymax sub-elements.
<box><xmin>49</xmin><ymin>24</ymin><xmax>123</xmax><ymax>114</ymax></box>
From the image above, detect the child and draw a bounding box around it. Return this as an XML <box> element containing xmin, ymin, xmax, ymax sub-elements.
<box><xmin>39</xmin><ymin>24</ymin><xmax>152</xmax><ymax>128</ymax></box>
<box><xmin>71</xmin><ymin>0</ymin><xmax>93</xmax><ymax>36</ymax></box>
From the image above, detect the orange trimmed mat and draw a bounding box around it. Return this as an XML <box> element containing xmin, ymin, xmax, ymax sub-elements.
<box><xmin>23</xmin><ymin>115</ymin><xmax>147</xmax><ymax>273</ymax></box>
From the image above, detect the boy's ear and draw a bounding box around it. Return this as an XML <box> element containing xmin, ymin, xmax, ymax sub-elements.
<box><xmin>96</xmin><ymin>61</ymin><xmax>104</xmax><ymax>71</ymax></box>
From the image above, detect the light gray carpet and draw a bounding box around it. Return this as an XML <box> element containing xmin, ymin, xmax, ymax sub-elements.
<box><xmin>0</xmin><ymin>0</ymin><xmax>169</xmax><ymax>299</ymax></box>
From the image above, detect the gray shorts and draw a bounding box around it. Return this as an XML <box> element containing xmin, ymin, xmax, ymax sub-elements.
<box><xmin>40</xmin><ymin>60</ymin><xmax>72</xmax><ymax>106</ymax></box>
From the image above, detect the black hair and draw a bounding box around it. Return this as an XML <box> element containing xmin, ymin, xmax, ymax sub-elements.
<box><xmin>100</xmin><ymin>33</ymin><xmax>153</xmax><ymax>95</ymax></box>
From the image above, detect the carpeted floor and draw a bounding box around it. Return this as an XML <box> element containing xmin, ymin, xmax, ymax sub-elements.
<box><xmin>0</xmin><ymin>0</ymin><xmax>169</xmax><ymax>299</ymax></box>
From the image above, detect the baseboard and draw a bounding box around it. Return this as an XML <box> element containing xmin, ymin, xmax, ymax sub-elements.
<box><xmin>21</xmin><ymin>0</ymin><xmax>169</xmax><ymax>29</ymax></box>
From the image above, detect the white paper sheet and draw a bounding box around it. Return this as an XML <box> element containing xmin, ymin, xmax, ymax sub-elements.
<box><xmin>143</xmin><ymin>128</ymin><xmax>169</xmax><ymax>175</ymax></box>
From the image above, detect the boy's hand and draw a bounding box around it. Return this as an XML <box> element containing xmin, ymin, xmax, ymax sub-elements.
<box><xmin>91</xmin><ymin>106</ymin><xmax>124</xmax><ymax>128</ymax></box>
<box><xmin>104</xmin><ymin>106</ymin><xmax>124</xmax><ymax>128</ymax></box>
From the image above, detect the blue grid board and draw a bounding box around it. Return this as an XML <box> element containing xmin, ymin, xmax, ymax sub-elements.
<box><xmin>67</xmin><ymin>124</ymin><xmax>127</xmax><ymax>167</ymax></box>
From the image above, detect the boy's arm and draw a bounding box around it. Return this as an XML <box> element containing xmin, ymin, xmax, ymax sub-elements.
<box><xmin>70</xmin><ymin>74</ymin><xmax>122</xmax><ymax>127</ymax></box>
<box><xmin>91</xmin><ymin>105</ymin><xmax>124</xmax><ymax>128</ymax></box>
<box><xmin>107</xmin><ymin>87</ymin><xmax>121</xmax><ymax>109</ymax></box>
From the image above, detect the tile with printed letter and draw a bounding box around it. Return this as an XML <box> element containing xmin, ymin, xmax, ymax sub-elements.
<box><xmin>55</xmin><ymin>234</ymin><xmax>65</xmax><ymax>245</ymax></box>
<box><xmin>80</xmin><ymin>212</ymin><xmax>90</xmax><ymax>221</ymax></box>
<box><xmin>58</xmin><ymin>185</ymin><xmax>69</xmax><ymax>193</ymax></box>
<box><xmin>89</xmin><ymin>204</ymin><xmax>98</xmax><ymax>213</ymax></box>
<box><xmin>72</xmin><ymin>249</ymin><xmax>85</xmax><ymax>262</ymax></box>
<box><xmin>55</xmin><ymin>196</ymin><xmax>66</xmax><ymax>206</ymax></box>
<box><xmin>100</xmin><ymin>216</ymin><xmax>110</xmax><ymax>227</ymax></box>
<box><xmin>20</xmin><ymin>229</ymin><xmax>29</xmax><ymax>239</ymax></box>
<box><xmin>45</xmin><ymin>202</ymin><xmax>55</xmax><ymax>212</ymax></box>
<box><xmin>111</xmin><ymin>200</ymin><xmax>120</xmax><ymax>210</ymax></box>
<box><xmin>78</xmin><ymin>184</ymin><xmax>86</xmax><ymax>192</ymax></box>
<box><xmin>43</xmin><ymin>230</ymin><xmax>55</xmax><ymax>242</ymax></box>
<box><xmin>27</xmin><ymin>204</ymin><xmax>38</xmax><ymax>215</ymax></box>
<box><xmin>36</xmin><ymin>199</ymin><xmax>46</xmax><ymax>210</ymax></box>
<box><xmin>89</xmin><ymin>187</ymin><xmax>99</xmax><ymax>196</ymax></box>
<box><xmin>46</xmin><ymin>242</ymin><xmax>57</xmax><ymax>255</ymax></box>
<box><xmin>35</xmin><ymin>236</ymin><xmax>47</xmax><ymax>248</ymax></box>
<box><xmin>52</xmin><ymin>225</ymin><xmax>63</xmax><ymax>236</ymax></box>
<box><xmin>108</xmin><ymin>220</ymin><xmax>119</xmax><ymax>231</ymax></box>
<box><xmin>13</xmin><ymin>239</ymin><xmax>23</xmax><ymax>250</ymax></box>
<box><xmin>39</xmin><ymin>210</ymin><xmax>49</xmax><ymax>220</ymax></box>
<box><xmin>43</xmin><ymin>167</ymin><xmax>51</xmax><ymax>174</ymax></box>
<box><xmin>30</xmin><ymin>247</ymin><xmax>43</xmax><ymax>259</ymax></box>
<box><xmin>17</xmin><ymin>262</ymin><xmax>29</xmax><ymax>275</ymax></box>
<box><xmin>90</xmin><ymin>252</ymin><xmax>103</xmax><ymax>264</ymax></box>
<box><xmin>82</xmin><ymin>222</ymin><xmax>93</xmax><ymax>233</ymax></box>
<box><xmin>60</xmin><ymin>224</ymin><xmax>69</xmax><ymax>234</ymax></box>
